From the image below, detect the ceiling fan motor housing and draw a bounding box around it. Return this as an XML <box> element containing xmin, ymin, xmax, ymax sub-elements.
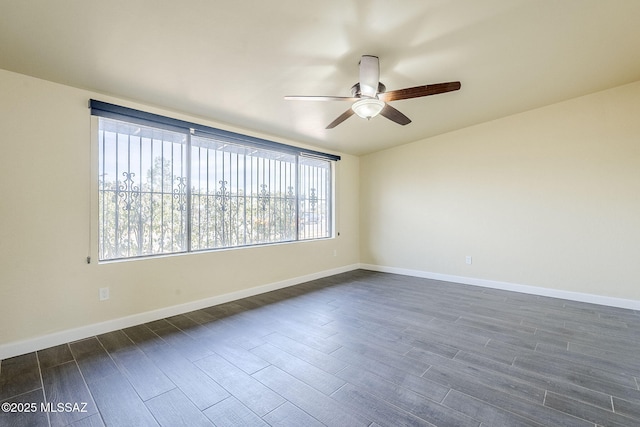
<box><xmin>351</xmin><ymin>82</ymin><xmax>387</xmax><ymax>98</ymax></box>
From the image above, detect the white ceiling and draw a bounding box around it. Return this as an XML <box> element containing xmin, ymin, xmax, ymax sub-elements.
<box><xmin>2</xmin><ymin>0</ymin><xmax>640</xmax><ymax>155</ymax></box>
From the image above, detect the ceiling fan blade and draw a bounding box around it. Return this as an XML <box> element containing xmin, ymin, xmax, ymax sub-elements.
<box><xmin>379</xmin><ymin>104</ymin><xmax>411</xmax><ymax>126</ymax></box>
<box><xmin>326</xmin><ymin>108</ymin><xmax>355</xmax><ymax>129</ymax></box>
<box><xmin>359</xmin><ymin>55</ymin><xmax>380</xmax><ymax>98</ymax></box>
<box><xmin>284</xmin><ymin>95</ymin><xmax>359</xmax><ymax>102</ymax></box>
<box><xmin>379</xmin><ymin>81</ymin><xmax>461</xmax><ymax>102</ymax></box>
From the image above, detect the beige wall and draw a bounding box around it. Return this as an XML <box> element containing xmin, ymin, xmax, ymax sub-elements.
<box><xmin>0</xmin><ymin>69</ymin><xmax>360</xmax><ymax>346</ymax></box>
<box><xmin>361</xmin><ymin>80</ymin><xmax>640</xmax><ymax>300</ymax></box>
<box><xmin>2</xmin><ymin>66</ymin><xmax>639</xmax><ymax>351</ymax></box>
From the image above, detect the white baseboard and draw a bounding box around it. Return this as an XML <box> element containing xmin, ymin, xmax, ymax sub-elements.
<box><xmin>4</xmin><ymin>263</ymin><xmax>637</xmax><ymax>360</ymax></box>
<box><xmin>359</xmin><ymin>263</ymin><xmax>640</xmax><ymax>311</ymax></box>
<box><xmin>0</xmin><ymin>264</ymin><xmax>360</xmax><ymax>360</ymax></box>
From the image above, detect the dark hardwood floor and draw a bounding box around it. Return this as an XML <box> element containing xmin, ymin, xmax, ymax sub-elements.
<box><xmin>1</xmin><ymin>269</ymin><xmax>639</xmax><ymax>426</ymax></box>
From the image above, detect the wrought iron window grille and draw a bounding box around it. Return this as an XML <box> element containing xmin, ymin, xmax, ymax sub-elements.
<box><xmin>93</xmin><ymin>102</ymin><xmax>337</xmax><ymax>261</ymax></box>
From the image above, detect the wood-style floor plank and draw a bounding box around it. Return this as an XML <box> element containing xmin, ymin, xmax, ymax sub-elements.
<box><xmin>88</xmin><ymin>372</ymin><xmax>159</xmax><ymax>427</ymax></box>
<box><xmin>41</xmin><ymin>361</ymin><xmax>98</xmax><ymax>427</ymax></box>
<box><xmin>544</xmin><ymin>391</ymin><xmax>637</xmax><ymax>427</ymax></box>
<box><xmin>0</xmin><ymin>388</ymin><xmax>48</xmax><ymax>427</ymax></box>
<box><xmin>335</xmin><ymin>365</ymin><xmax>479</xmax><ymax>427</ymax></box>
<box><xmin>195</xmin><ymin>353</ymin><xmax>285</xmax><ymax>417</ymax></box>
<box><xmin>264</xmin><ymin>332</ymin><xmax>348</xmax><ymax>374</ymax></box>
<box><xmin>250</xmin><ymin>342</ymin><xmax>345</xmax><ymax>395</ymax></box>
<box><xmin>1</xmin><ymin>270</ymin><xmax>639</xmax><ymax>426</ymax></box>
<box><xmin>0</xmin><ymin>352</ymin><xmax>41</xmax><ymax>401</ymax></box>
<box><xmin>262</xmin><ymin>401</ymin><xmax>325</xmax><ymax>427</ymax></box>
<box><xmin>142</xmin><ymin>344</ymin><xmax>229</xmax><ymax>410</ymax></box>
<box><xmin>442</xmin><ymin>389</ymin><xmax>546</xmax><ymax>427</ymax></box>
<box><xmin>330</xmin><ymin>345</ymin><xmax>450</xmax><ymax>403</ymax></box>
<box><xmin>330</xmin><ymin>383</ymin><xmax>439</xmax><ymax>427</ymax></box>
<box><xmin>202</xmin><ymin>396</ymin><xmax>267</xmax><ymax>427</ymax></box>
<box><xmin>145</xmin><ymin>388</ymin><xmax>214</xmax><ymax>427</ymax></box>
<box><xmin>97</xmin><ymin>331</ymin><xmax>175</xmax><ymax>401</ymax></box>
<box><xmin>69</xmin><ymin>337</ymin><xmax>119</xmax><ymax>384</ymax></box>
<box><xmin>253</xmin><ymin>365</ymin><xmax>372</xmax><ymax>427</ymax></box>
<box><xmin>37</xmin><ymin>344</ymin><xmax>74</xmax><ymax>370</ymax></box>
<box><xmin>67</xmin><ymin>413</ymin><xmax>105</xmax><ymax>427</ymax></box>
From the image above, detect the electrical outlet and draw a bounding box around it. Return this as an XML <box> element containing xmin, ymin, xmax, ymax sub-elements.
<box><xmin>333</xmin><ymin>249</ymin><xmax>338</xmax><ymax>257</ymax></box>
<box><xmin>465</xmin><ymin>256</ymin><xmax>473</xmax><ymax>265</ymax></box>
<box><xmin>99</xmin><ymin>287</ymin><xmax>110</xmax><ymax>301</ymax></box>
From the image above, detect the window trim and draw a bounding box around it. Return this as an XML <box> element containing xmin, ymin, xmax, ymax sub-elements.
<box><xmin>90</xmin><ymin>100</ymin><xmax>338</xmax><ymax>262</ymax></box>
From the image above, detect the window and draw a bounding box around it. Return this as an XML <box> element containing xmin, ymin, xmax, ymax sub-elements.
<box><xmin>93</xmin><ymin>101</ymin><xmax>338</xmax><ymax>261</ymax></box>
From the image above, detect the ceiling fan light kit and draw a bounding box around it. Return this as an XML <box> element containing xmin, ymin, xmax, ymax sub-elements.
<box><xmin>352</xmin><ymin>98</ymin><xmax>385</xmax><ymax>119</ymax></box>
<box><xmin>285</xmin><ymin>55</ymin><xmax>461</xmax><ymax>129</ymax></box>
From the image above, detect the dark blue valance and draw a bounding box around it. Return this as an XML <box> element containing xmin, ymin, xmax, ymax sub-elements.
<box><xmin>89</xmin><ymin>99</ymin><xmax>340</xmax><ymax>161</ymax></box>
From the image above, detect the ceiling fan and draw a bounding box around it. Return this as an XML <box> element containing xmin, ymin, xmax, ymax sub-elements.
<box><xmin>285</xmin><ymin>55</ymin><xmax>461</xmax><ymax>129</ymax></box>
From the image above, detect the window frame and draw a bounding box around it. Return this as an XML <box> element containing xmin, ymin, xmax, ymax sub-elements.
<box><xmin>90</xmin><ymin>100</ymin><xmax>339</xmax><ymax>262</ymax></box>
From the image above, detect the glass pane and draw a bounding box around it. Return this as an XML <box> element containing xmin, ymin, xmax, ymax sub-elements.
<box><xmin>190</xmin><ymin>136</ymin><xmax>297</xmax><ymax>250</ymax></box>
<box><xmin>299</xmin><ymin>157</ymin><xmax>331</xmax><ymax>240</ymax></box>
<box><xmin>98</xmin><ymin>118</ymin><xmax>187</xmax><ymax>260</ymax></box>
